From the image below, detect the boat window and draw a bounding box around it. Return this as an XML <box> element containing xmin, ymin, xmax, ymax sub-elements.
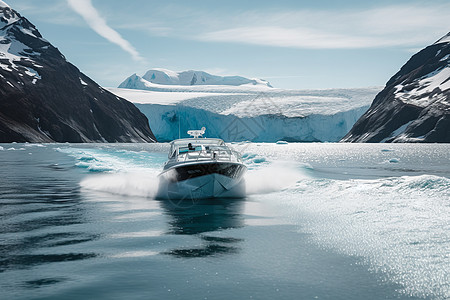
<box><xmin>209</xmin><ymin>145</ymin><xmax>228</xmax><ymax>151</ymax></box>
<box><xmin>178</xmin><ymin>145</ymin><xmax>202</xmax><ymax>153</ymax></box>
<box><xmin>179</xmin><ymin>147</ymin><xmax>189</xmax><ymax>154</ymax></box>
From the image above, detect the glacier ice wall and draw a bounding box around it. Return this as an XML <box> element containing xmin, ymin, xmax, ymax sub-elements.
<box><xmin>135</xmin><ymin>103</ymin><xmax>370</xmax><ymax>142</ymax></box>
<box><xmin>108</xmin><ymin>84</ymin><xmax>380</xmax><ymax>142</ymax></box>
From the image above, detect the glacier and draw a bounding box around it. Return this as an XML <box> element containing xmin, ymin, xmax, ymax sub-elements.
<box><xmin>109</xmin><ymin>75</ymin><xmax>380</xmax><ymax>142</ymax></box>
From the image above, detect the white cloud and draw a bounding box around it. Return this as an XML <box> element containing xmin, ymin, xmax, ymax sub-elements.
<box><xmin>120</xmin><ymin>3</ymin><xmax>449</xmax><ymax>50</ymax></box>
<box><xmin>67</xmin><ymin>0</ymin><xmax>143</xmax><ymax>61</ymax></box>
<box><xmin>194</xmin><ymin>5</ymin><xmax>450</xmax><ymax>49</ymax></box>
<box><xmin>199</xmin><ymin>26</ymin><xmax>377</xmax><ymax>49</ymax></box>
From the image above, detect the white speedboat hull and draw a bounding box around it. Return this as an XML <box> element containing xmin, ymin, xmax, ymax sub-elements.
<box><xmin>157</xmin><ymin>162</ymin><xmax>246</xmax><ymax>200</ymax></box>
<box><xmin>157</xmin><ymin>173</ymin><xmax>245</xmax><ymax>200</ymax></box>
<box><xmin>158</xmin><ymin>134</ymin><xmax>247</xmax><ymax>200</ymax></box>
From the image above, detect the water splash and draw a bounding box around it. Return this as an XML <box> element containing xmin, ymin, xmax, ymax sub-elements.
<box><xmin>245</xmin><ymin>161</ymin><xmax>311</xmax><ymax>195</ymax></box>
<box><xmin>284</xmin><ymin>174</ymin><xmax>450</xmax><ymax>299</ymax></box>
<box><xmin>80</xmin><ymin>172</ymin><xmax>160</xmax><ymax>198</ymax></box>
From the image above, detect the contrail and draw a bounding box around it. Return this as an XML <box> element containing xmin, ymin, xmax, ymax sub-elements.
<box><xmin>67</xmin><ymin>0</ymin><xmax>143</xmax><ymax>62</ymax></box>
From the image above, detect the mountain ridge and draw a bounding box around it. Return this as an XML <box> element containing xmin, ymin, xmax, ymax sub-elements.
<box><xmin>0</xmin><ymin>2</ymin><xmax>156</xmax><ymax>143</ymax></box>
<box><xmin>119</xmin><ymin>68</ymin><xmax>272</xmax><ymax>89</ymax></box>
<box><xmin>341</xmin><ymin>32</ymin><xmax>450</xmax><ymax>143</ymax></box>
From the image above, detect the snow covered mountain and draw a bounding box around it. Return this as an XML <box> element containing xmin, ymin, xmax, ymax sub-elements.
<box><xmin>342</xmin><ymin>32</ymin><xmax>450</xmax><ymax>143</ymax></box>
<box><xmin>0</xmin><ymin>1</ymin><xmax>156</xmax><ymax>142</ymax></box>
<box><xmin>119</xmin><ymin>69</ymin><xmax>272</xmax><ymax>88</ymax></box>
<box><xmin>109</xmin><ymin>84</ymin><xmax>380</xmax><ymax>142</ymax></box>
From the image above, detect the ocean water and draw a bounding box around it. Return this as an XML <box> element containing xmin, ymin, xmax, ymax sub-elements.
<box><xmin>0</xmin><ymin>143</ymin><xmax>449</xmax><ymax>300</ymax></box>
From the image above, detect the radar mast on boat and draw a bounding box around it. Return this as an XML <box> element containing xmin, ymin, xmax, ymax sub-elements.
<box><xmin>187</xmin><ymin>127</ymin><xmax>206</xmax><ymax>138</ymax></box>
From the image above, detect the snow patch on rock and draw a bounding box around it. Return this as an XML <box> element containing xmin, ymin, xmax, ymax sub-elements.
<box><xmin>434</xmin><ymin>32</ymin><xmax>450</xmax><ymax>45</ymax></box>
<box><xmin>24</xmin><ymin>66</ymin><xmax>40</xmax><ymax>79</ymax></box>
<box><xmin>395</xmin><ymin>67</ymin><xmax>450</xmax><ymax>107</ymax></box>
<box><xmin>79</xmin><ymin>77</ymin><xmax>88</xmax><ymax>86</ymax></box>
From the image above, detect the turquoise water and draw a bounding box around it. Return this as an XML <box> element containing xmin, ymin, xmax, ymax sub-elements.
<box><xmin>0</xmin><ymin>143</ymin><xmax>449</xmax><ymax>299</ymax></box>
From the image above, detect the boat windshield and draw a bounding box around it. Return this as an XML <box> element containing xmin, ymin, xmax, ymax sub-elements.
<box><xmin>168</xmin><ymin>138</ymin><xmax>225</xmax><ymax>158</ymax></box>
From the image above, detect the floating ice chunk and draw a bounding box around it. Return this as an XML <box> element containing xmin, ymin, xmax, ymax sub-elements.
<box><xmin>252</xmin><ymin>157</ymin><xmax>266</xmax><ymax>164</ymax></box>
<box><xmin>276</xmin><ymin>141</ymin><xmax>289</xmax><ymax>144</ymax></box>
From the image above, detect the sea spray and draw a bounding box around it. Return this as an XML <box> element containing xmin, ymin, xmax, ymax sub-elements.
<box><xmin>245</xmin><ymin>161</ymin><xmax>311</xmax><ymax>195</ymax></box>
<box><xmin>80</xmin><ymin>172</ymin><xmax>160</xmax><ymax>198</ymax></box>
<box><xmin>80</xmin><ymin>161</ymin><xmax>307</xmax><ymax>199</ymax></box>
<box><xmin>282</xmin><ymin>174</ymin><xmax>450</xmax><ymax>299</ymax></box>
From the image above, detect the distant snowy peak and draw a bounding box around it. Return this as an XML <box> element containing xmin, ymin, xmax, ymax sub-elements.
<box><xmin>143</xmin><ymin>68</ymin><xmax>179</xmax><ymax>85</ymax></box>
<box><xmin>0</xmin><ymin>3</ymin><xmax>18</xmax><ymax>26</ymax></box>
<box><xmin>121</xmin><ymin>68</ymin><xmax>272</xmax><ymax>88</ymax></box>
<box><xmin>0</xmin><ymin>3</ymin><xmax>51</xmax><ymax>85</ymax></box>
<box><xmin>0</xmin><ymin>0</ymin><xmax>10</xmax><ymax>9</ymax></box>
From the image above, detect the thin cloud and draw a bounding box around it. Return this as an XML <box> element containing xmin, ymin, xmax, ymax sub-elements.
<box><xmin>67</xmin><ymin>0</ymin><xmax>143</xmax><ymax>61</ymax></box>
<box><xmin>197</xmin><ymin>25</ymin><xmax>425</xmax><ymax>49</ymax></box>
<box><xmin>120</xmin><ymin>3</ymin><xmax>449</xmax><ymax>50</ymax></box>
<box><xmin>199</xmin><ymin>26</ymin><xmax>377</xmax><ymax>49</ymax></box>
<box><xmin>195</xmin><ymin>5</ymin><xmax>450</xmax><ymax>49</ymax></box>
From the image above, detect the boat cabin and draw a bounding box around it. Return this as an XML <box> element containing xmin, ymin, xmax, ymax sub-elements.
<box><xmin>168</xmin><ymin>138</ymin><xmax>225</xmax><ymax>158</ymax></box>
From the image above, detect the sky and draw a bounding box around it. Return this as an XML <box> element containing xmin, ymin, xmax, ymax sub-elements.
<box><xmin>5</xmin><ymin>0</ymin><xmax>450</xmax><ymax>89</ymax></box>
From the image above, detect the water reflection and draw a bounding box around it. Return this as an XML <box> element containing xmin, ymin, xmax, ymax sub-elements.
<box><xmin>25</xmin><ymin>277</ymin><xmax>67</xmax><ymax>289</ymax></box>
<box><xmin>0</xmin><ymin>253</ymin><xmax>97</xmax><ymax>274</ymax></box>
<box><xmin>0</xmin><ymin>182</ymin><xmax>99</xmax><ymax>274</ymax></box>
<box><xmin>0</xmin><ymin>147</ymin><xmax>99</xmax><ymax>277</ymax></box>
<box><xmin>159</xmin><ymin>198</ymin><xmax>245</xmax><ymax>258</ymax></box>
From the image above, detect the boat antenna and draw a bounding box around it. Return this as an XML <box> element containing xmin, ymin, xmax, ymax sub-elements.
<box><xmin>187</xmin><ymin>127</ymin><xmax>206</xmax><ymax>139</ymax></box>
<box><xmin>178</xmin><ymin>113</ymin><xmax>181</xmax><ymax>139</ymax></box>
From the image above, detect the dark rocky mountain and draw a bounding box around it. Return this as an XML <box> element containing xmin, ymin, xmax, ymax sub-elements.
<box><xmin>0</xmin><ymin>2</ymin><xmax>156</xmax><ymax>142</ymax></box>
<box><xmin>341</xmin><ymin>33</ymin><xmax>450</xmax><ymax>143</ymax></box>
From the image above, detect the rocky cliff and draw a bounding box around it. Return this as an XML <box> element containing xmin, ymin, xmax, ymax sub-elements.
<box><xmin>0</xmin><ymin>2</ymin><xmax>156</xmax><ymax>142</ymax></box>
<box><xmin>341</xmin><ymin>33</ymin><xmax>450</xmax><ymax>143</ymax></box>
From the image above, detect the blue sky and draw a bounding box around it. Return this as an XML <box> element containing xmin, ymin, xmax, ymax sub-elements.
<box><xmin>6</xmin><ymin>0</ymin><xmax>450</xmax><ymax>89</ymax></box>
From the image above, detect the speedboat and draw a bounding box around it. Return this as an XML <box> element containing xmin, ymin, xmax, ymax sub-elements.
<box><xmin>156</xmin><ymin>127</ymin><xmax>247</xmax><ymax>200</ymax></box>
